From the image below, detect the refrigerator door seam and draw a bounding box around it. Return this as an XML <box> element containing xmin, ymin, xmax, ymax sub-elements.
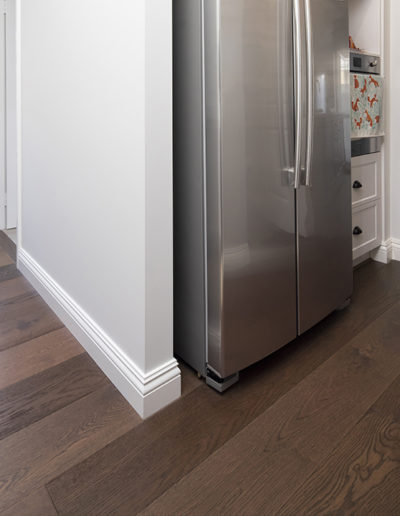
<box><xmin>217</xmin><ymin>0</ymin><xmax>223</xmax><ymax>372</ymax></box>
<box><xmin>200</xmin><ymin>0</ymin><xmax>208</xmax><ymax>366</ymax></box>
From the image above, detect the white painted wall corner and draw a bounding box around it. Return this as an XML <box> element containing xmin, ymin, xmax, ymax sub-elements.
<box><xmin>18</xmin><ymin>248</ymin><xmax>181</xmax><ymax>419</ymax></box>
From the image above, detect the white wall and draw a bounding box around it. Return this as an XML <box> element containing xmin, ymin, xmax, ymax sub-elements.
<box><xmin>0</xmin><ymin>1</ymin><xmax>5</xmax><ymax>228</ymax></box>
<box><xmin>5</xmin><ymin>0</ymin><xmax>18</xmax><ymax>229</ymax></box>
<box><xmin>16</xmin><ymin>0</ymin><xmax>180</xmax><ymax>418</ymax></box>
<box><xmin>388</xmin><ymin>0</ymin><xmax>400</xmax><ymax>244</ymax></box>
<box><xmin>0</xmin><ymin>0</ymin><xmax>18</xmax><ymax>230</ymax></box>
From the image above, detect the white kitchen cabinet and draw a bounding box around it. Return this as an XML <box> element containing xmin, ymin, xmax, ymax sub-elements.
<box><xmin>349</xmin><ymin>0</ymin><xmax>388</xmax><ymax>266</ymax></box>
<box><xmin>351</xmin><ymin>152</ymin><xmax>383</xmax><ymax>260</ymax></box>
<box><xmin>351</xmin><ymin>152</ymin><xmax>381</xmax><ymax>207</ymax></box>
<box><xmin>352</xmin><ymin>201</ymin><xmax>382</xmax><ymax>259</ymax></box>
<box><xmin>349</xmin><ymin>0</ymin><xmax>384</xmax><ymax>58</ymax></box>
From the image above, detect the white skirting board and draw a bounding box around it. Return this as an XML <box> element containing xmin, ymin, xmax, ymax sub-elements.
<box><xmin>370</xmin><ymin>239</ymin><xmax>393</xmax><ymax>264</ymax></box>
<box><xmin>370</xmin><ymin>238</ymin><xmax>400</xmax><ymax>264</ymax></box>
<box><xmin>392</xmin><ymin>239</ymin><xmax>400</xmax><ymax>262</ymax></box>
<box><xmin>17</xmin><ymin>248</ymin><xmax>181</xmax><ymax>419</ymax></box>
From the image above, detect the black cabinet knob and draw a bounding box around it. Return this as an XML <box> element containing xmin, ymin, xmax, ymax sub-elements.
<box><xmin>353</xmin><ymin>226</ymin><xmax>363</xmax><ymax>236</ymax></box>
<box><xmin>353</xmin><ymin>180</ymin><xmax>363</xmax><ymax>189</ymax></box>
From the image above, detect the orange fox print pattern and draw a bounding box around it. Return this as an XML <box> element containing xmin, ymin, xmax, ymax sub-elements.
<box><xmin>360</xmin><ymin>79</ymin><xmax>367</xmax><ymax>96</ymax></box>
<box><xmin>369</xmin><ymin>75</ymin><xmax>379</xmax><ymax>88</ymax></box>
<box><xmin>352</xmin><ymin>98</ymin><xmax>360</xmax><ymax>112</ymax></box>
<box><xmin>351</xmin><ymin>72</ymin><xmax>383</xmax><ymax>137</ymax></box>
<box><xmin>368</xmin><ymin>94</ymin><xmax>378</xmax><ymax>108</ymax></box>
<box><xmin>365</xmin><ymin>110</ymin><xmax>373</xmax><ymax>128</ymax></box>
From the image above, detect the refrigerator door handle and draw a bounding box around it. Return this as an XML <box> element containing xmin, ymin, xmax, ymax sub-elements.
<box><xmin>292</xmin><ymin>0</ymin><xmax>302</xmax><ymax>189</ymax></box>
<box><xmin>304</xmin><ymin>0</ymin><xmax>314</xmax><ymax>187</ymax></box>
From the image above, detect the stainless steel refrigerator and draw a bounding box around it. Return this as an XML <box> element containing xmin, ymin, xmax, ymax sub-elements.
<box><xmin>174</xmin><ymin>0</ymin><xmax>353</xmax><ymax>391</ymax></box>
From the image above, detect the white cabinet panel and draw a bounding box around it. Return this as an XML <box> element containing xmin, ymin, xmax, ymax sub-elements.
<box><xmin>351</xmin><ymin>152</ymin><xmax>381</xmax><ymax>207</ymax></box>
<box><xmin>352</xmin><ymin>201</ymin><xmax>382</xmax><ymax>259</ymax></box>
<box><xmin>349</xmin><ymin>0</ymin><xmax>382</xmax><ymax>56</ymax></box>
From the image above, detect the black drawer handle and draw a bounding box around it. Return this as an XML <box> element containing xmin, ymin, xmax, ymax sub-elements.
<box><xmin>353</xmin><ymin>226</ymin><xmax>363</xmax><ymax>236</ymax></box>
<box><xmin>353</xmin><ymin>180</ymin><xmax>363</xmax><ymax>189</ymax></box>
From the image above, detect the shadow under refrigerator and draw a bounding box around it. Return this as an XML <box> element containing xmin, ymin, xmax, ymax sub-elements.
<box><xmin>174</xmin><ymin>0</ymin><xmax>353</xmax><ymax>391</ymax></box>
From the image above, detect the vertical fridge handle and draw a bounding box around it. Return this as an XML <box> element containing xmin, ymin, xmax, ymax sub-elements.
<box><xmin>293</xmin><ymin>0</ymin><xmax>302</xmax><ymax>190</ymax></box>
<box><xmin>304</xmin><ymin>0</ymin><xmax>314</xmax><ymax>187</ymax></box>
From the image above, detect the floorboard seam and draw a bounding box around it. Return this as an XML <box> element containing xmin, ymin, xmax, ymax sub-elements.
<box><xmin>0</xmin><ymin>264</ymin><xmax>21</xmax><ymax>282</ymax></box>
<box><xmin>0</xmin><ymin>323</ymin><xmax>66</xmax><ymax>354</ymax></box>
<box><xmin>46</xmin><ymin>484</ymin><xmax>60</xmax><ymax>515</ymax></box>
<box><xmin>0</xmin><ymin>326</ymin><xmax>69</xmax><ymax>357</ymax></box>
<box><xmin>0</xmin><ymin>232</ymin><xmax>17</xmax><ymax>262</ymax></box>
<box><xmin>0</xmin><ymin>290</ymin><xmax>39</xmax><ymax>307</ymax></box>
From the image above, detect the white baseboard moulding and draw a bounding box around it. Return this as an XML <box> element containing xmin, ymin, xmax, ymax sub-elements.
<box><xmin>368</xmin><ymin>238</ymin><xmax>400</xmax><ymax>264</ymax></box>
<box><xmin>370</xmin><ymin>239</ymin><xmax>393</xmax><ymax>264</ymax></box>
<box><xmin>17</xmin><ymin>248</ymin><xmax>181</xmax><ymax>419</ymax></box>
<box><xmin>392</xmin><ymin>238</ymin><xmax>400</xmax><ymax>262</ymax></box>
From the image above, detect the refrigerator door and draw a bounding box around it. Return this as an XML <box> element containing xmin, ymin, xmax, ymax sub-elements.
<box><xmin>297</xmin><ymin>0</ymin><xmax>353</xmax><ymax>334</ymax></box>
<box><xmin>204</xmin><ymin>0</ymin><xmax>297</xmax><ymax>378</ymax></box>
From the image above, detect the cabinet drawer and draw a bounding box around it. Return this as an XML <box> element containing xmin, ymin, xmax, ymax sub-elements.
<box><xmin>352</xmin><ymin>201</ymin><xmax>382</xmax><ymax>259</ymax></box>
<box><xmin>351</xmin><ymin>152</ymin><xmax>381</xmax><ymax>207</ymax></box>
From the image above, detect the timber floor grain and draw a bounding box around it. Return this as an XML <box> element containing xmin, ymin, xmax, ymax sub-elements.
<box><xmin>1</xmin><ymin>232</ymin><xmax>400</xmax><ymax>515</ymax></box>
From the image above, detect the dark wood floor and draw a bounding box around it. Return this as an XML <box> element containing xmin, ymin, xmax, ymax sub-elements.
<box><xmin>1</xmin><ymin>234</ymin><xmax>400</xmax><ymax>515</ymax></box>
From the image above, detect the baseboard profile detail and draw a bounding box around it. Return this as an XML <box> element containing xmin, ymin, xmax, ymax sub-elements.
<box><xmin>370</xmin><ymin>239</ymin><xmax>393</xmax><ymax>264</ymax></box>
<box><xmin>391</xmin><ymin>238</ymin><xmax>400</xmax><ymax>262</ymax></box>
<box><xmin>17</xmin><ymin>248</ymin><xmax>181</xmax><ymax>419</ymax></box>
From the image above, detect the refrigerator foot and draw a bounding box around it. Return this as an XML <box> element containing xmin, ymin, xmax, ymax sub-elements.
<box><xmin>206</xmin><ymin>369</ymin><xmax>239</xmax><ymax>393</ymax></box>
<box><xmin>336</xmin><ymin>298</ymin><xmax>351</xmax><ymax>311</ymax></box>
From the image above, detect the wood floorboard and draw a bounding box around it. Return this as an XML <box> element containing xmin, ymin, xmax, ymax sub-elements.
<box><xmin>0</xmin><ymin>290</ymin><xmax>64</xmax><ymax>352</ymax></box>
<box><xmin>0</xmin><ymin>249</ymin><xmax>399</xmax><ymax>515</ymax></box>
<box><xmin>46</xmin><ymin>294</ymin><xmax>400</xmax><ymax>515</ymax></box>
<box><xmin>1</xmin><ymin>487</ymin><xmax>58</xmax><ymax>516</ymax></box>
<box><xmin>0</xmin><ymin>231</ymin><xmax>17</xmax><ymax>262</ymax></box>
<box><xmin>0</xmin><ymin>248</ymin><xmax>14</xmax><ymax>267</ymax></box>
<box><xmin>0</xmin><ymin>352</ymin><xmax>110</xmax><ymax>441</ymax></box>
<box><xmin>39</xmin><ymin>261</ymin><xmax>400</xmax><ymax>500</ymax></box>
<box><xmin>277</xmin><ymin>374</ymin><xmax>400</xmax><ymax>515</ymax></box>
<box><xmin>0</xmin><ymin>275</ymin><xmax>35</xmax><ymax>304</ymax></box>
<box><xmin>179</xmin><ymin>361</ymin><xmax>203</xmax><ymax>396</ymax></box>
<box><xmin>137</xmin><ymin>302</ymin><xmax>400</xmax><ymax>516</ymax></box>
<box><xmin>0</xmin><ymin>264</ymin><xmax>21</xmax><ymax>283</ymax></box>
<box><xmin>0</xmin><ymin>327</ymin><xmax>84</xmax><ymax>390</ymax></box>
<box><xmin>0</xmin><ymin>384</ymin><xmax>142</xmax><ymax>512</ymax></box>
